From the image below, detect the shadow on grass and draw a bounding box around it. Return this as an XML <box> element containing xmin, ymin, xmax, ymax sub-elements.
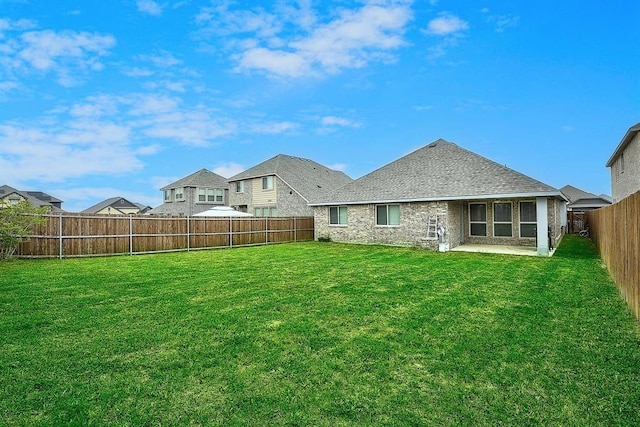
<box><xmin>553</xmin><ymin>234</ymin><xmax>601</xmax><ymax>260</ymax></box>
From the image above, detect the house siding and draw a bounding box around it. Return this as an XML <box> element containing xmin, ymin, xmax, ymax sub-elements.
<box><xmin>610</xmin><ymin>133</ymin><xmax>640</xmax><ymax>202</ymax></box>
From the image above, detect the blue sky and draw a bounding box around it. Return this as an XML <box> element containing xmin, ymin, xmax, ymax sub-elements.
<box><xmin>1</xmin><ymin>0</ymin><xmax>638</xmax><ymax>212</ymax></box>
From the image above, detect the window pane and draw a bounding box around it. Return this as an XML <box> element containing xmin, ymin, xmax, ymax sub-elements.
<box><xmin>520</xmin><ymin>202</ymin><xmax>536</xmax><ymax>222</ymax></box>
<box><xmin>494</xmin><ymin>203</ymin><xmax>512</xmax><ymax>222</ymax></box>
<box><xmin>339</xmin><ymin>207</ymin><xmax>347</xmax><ymax>225</ymax></box>
<box><xmin>270</xmin><ymin>208</ymin><xmax>277</xmax><ymax>217</ymax></box>
<box><xmin>215</xmin><ymin>189</ymin><xmax>223</xmax><ymax>202</ymax></box>
<box><xmin>329</xmin><ymin>207</ymin><xmax>338</xmax><ymax>224</ymax></box>
<box><xmin>376</xmin><ymin>205</ymin><xmax>387</xmax><ymax>225</ymax></box>
<box><xmin>521</xmin><ymin>223</ymin><xmax>537</xmax><ymax>238</ymax></box>
<box><xmin>254</xmin><ymin>208</ymin><xmax>262</xmax><ymax>216</ymax></box>
<box><xmin>470</xmin><ymin>204</ymin><xmax>486</xmax><ymax>221</ymax></box>
<box><xmin>494</xmin><ymin>223</ymin><xmax>512</xmax><ymax>237</ymax></box>
<box><xmin>471</xmin><ymin>223</ymin><xmax>487</xmax><ymax>236</ymax></box>
<box><xmin>262</xmin><ymin>176</ymin><xmax>273</xmax><ymax>190</ymax></box>
<box><xmin>389</xmin><ymin>205</ymin><xmax>400</xmax><ymax>225</ymax></box>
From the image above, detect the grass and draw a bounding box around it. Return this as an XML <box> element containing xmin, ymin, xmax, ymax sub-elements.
<box><xmin>1</xmin><ymin>235</ymin><xmax>639</xmax><ymax>426</ymax></box>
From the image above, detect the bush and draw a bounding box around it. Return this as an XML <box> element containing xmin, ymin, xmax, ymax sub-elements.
<box><xmin>0</xmin><ymin>201</ymin><xmax>48</xmax><ymax>261</ymax></box>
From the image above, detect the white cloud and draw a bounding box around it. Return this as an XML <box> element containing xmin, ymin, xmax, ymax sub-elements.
<box><xmin>328</xmin><ymin>163</ymin><xmax>347</xmax><ymax>172</ymax></box>
<box><xmin>250</xmin><ymin>121</ymin><xmax>298</xmax><ymax>134</ymax></box>
<box><xmin>487</xmin><ymin>14</ymin><xmax>519</xmax><ymax>32</ymax></box>
<box><xmin>137</xmin><ymin>0</ymin><xmax>165</xmax><ymax>17</ymax></box>
<box><xmin>212</xmin><ymin>162</ymin><xmax>246</xmax><ymax>178</ymax></box>
<box><xmin>199</xmin><ymin>1</ymin><xmax>412</xmax><ymax>78</ymax></box>
<box><xmin>320</xmin><ymin>116</ymin><xmax>361</xmax><ymax>128</ymax></box>
<box><xmin>0</xmin><ymin>24</ymin><xmax>116</xmax><ymax>88</ymax></box>
<box><xmin>426</xmin><ymin>14</ymin><xmax>469</xmax><ymax>36</ymax></box>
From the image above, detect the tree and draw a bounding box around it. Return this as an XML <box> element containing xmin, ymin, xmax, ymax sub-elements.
<box><xmin>0</xmin><ymin>201</ymin><xmax>48</xmax><ymax>261</ymax></box>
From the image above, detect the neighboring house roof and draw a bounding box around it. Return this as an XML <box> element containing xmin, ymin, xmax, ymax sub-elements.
<box><xmin>560</xmin><ymin>185</ymin><xmax>612</xmax><ymax>210</ymax></box>
<box><xmin>310</xmin><ymin>139</ymin><xmax>564</xmax><ymax>205</ymax></box>
<box><xmin>161</xmin><ymin>168</ymin><xmax>228</xmax><ymax>190</ymax></box>
<box><xmin>82</xmin><ymin>197</ymin><xmax>149</xmax><ymax>214</ymax></box>
<box><xmin>0</xmin><ymin>184</ymin><xmax>64</xmax><ymax>211</ymax></box>
<box><xmin>606</xmin><ymin>122</ymin><xmax>640</xmax><ymax>167</ymax></box>
<box><xmin>228</xmin><ymin>154</ymin><xmax>353</xmax><ymax>202</ymax></box>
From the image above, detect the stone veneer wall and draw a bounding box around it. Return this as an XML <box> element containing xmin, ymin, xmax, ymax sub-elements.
<box><xmin>275</xmin><ymin>177</ymin><xmax>314</xmax><ymax>217</ymax></box>
<box><xmin>314</xmin><ymin>197</ymin><xmax>565</xmax><ymax>250</ymax></box>
<box><xmin>314</xmin><ymin>201</ymin><xmax>452</xmax><ymax>248</ymax></box>
<box><xmin>610</xmin><ymin>133</ymin><xmax>640</xmax><ymax>202</ymax></box>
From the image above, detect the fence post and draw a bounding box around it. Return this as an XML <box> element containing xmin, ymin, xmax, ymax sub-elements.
<box><xmin>187</xmin><ymin>216</ymin><xmax>190</xmax><ymax>252</ymax></box>
<box><xmin>129</xmin><ymin>215</ymin><xmax>133</xmax><ymax>255</ymax></box>
<box><xmin>294</xmin><ymin>217</ymin><xmax>297</xmax><ymax>242</ymax></box>
<box><xmin>229</xmin><ymin>217</ymin><xmax>233</xmax><ymax>248</ymax></box>
<box><xmin>58</xmin><ymin>212</ymin><xmax>63</xmax><ymax>259</ymax></box>
<box><xmin>265</xmin><ymin>217</ymin><xmax>268</xmax><ymax>244</ymax></box>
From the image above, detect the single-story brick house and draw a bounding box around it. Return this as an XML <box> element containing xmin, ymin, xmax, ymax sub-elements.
<box><xmin>309</xmin><ymin>139</ymin><xmax>567</xmax><ymax>256</ymax></box>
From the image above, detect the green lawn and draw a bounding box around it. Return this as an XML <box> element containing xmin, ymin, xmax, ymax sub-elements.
<box><xmin>1</xmin><ymin>235</ymin><xmax>639</xmax><ymax>426</ymax></box>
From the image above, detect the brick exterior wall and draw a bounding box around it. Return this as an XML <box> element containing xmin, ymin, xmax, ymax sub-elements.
<box><xmin>314</xmin><ymin>197</ymin><xmax>565</xmax><ymax>251</ymax></box>
<box><xmin>610</xmin><ymin>133</ymin><xmax>640</xmax><ymax>202</ymax></box>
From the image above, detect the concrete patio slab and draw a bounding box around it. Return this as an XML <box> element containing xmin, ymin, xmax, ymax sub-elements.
<box><xmin>450</xmin><ymin>244</ymin><xmax>555</xmax><ymax>257</ymax></box>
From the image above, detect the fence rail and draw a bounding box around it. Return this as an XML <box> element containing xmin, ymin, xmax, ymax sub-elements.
<box><xmin>587</xmin><ymin>190</ymin><xmax>640</xmax><ymax>321</ymax></box>
<box><xmin>17</xmin><ymin>213</ymin><xmax>314</xmax><ymax>258</ymax></box>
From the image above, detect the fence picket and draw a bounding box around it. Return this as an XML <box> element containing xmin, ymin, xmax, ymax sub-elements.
<box><xmin>587</xmin><ymin>190</ymin><xmax>640</xmax><ymax>321</ymax></box>
<box><xmin>17</xmin><ymin>214</ymin><xmax>314</xmax><ymax>259</ymax></box>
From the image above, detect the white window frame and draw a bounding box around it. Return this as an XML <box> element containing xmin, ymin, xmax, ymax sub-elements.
<box><xmin>469</xmin><ymin>203</ymin><xmax>487</xmax><ymax>237</ymax></box>
<box><xmin>163</xmin><ymin>190</ymin><xmax>171</xmax><ymax>202</ymax></box>
<box><xmin>262</xmin><ymin>176</ymin><xmax>274</xmax><ymax>190</ymax></box>
<box><xmin>376</xmin><ymin>204</ymin><xmax>400</xmax><ymax>226</ymax></box>
<box><xmin>519</xmin><ymin>201</ymin><xmax>537</xmax><ymax>238</ymax></box>
<box><xmin>235</xmin><ymin>181</ymin><xmax>245</xmax><ymax>193</ymax></box>
<box><xmin>493</xmin><ymin>202</ymin><xmax>513</xmax><ymax>237</ymax></box>
<box><xmin>175</xmin><ymin>187</ymin><xmax>184</xmax><ymax>201</ymax></box>
<box><xmin>329</xmin><ymin>206</ymin><xmax>348</xmax><ymax>225</ymax></box>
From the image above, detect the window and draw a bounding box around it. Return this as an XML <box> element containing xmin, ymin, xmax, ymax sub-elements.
<box><xmin>262</xmin><ymin>176</ymin><xmax>274</xmax><ymax>190</ymax></box>
<box><xmin>493</xmin><ymin>202</ymin><xmax>513</xmax><ymax>237</ymax></box>
<box><xmin>198</xmin><ymin>188</ymin><xmax>212</xmax><ymax>202</ymax></box>
<box><xmin>163</xmin><ymin>190</ymin><xmax>171</xmax><ymax>202</ymax></box>
<box><xmin>235</xmin><ymin>181</ymin><xmax>245</xmax><ymax>193</ymax></box>
<box><xmin>8</xmin><ymin>197</ymin><xmax>20</xmax><ymax>205</ymax></box>
<box><xmin>469</xmin><ymin>203</ymin><xmax>487</xmax><ymax>236</ymax></box>
<box><xmin>376</xmin><ymin>204</ymin><xmax>400</xmax><ymax>226</ymax></box>
<box><xmin>329</xmin><ymin>206</ymin><xmax>347</xmax><ymax>225</ymax></box>
<box><xmin>519</xmin><ymin>201</ymin><xmax>537</xmax><ymax>238</ymax></box>
<box><xmin>255</xmin><ymin>206</ymin><xmax>277</xmax><ymax>217</ymax></box>
<box><xmin>175</xmin><ymin>187</ymin><xmax>184</xmax><ymax>201</ymax></box>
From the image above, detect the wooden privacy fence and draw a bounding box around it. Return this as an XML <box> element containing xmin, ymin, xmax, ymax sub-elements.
<box><xmin>17</xmin><ymin>213</ymin><xmax>314</xmax><ymax>258</ymax></box>
<box><xmin>587</xmin><ymin>191</ymin><xmax>640</xmax><ymax>321</ymax></box>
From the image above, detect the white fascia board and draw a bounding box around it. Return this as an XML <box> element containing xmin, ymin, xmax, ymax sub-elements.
<box><xmin>309</xmin><ymin>191</ymin><xmax>566</xmax><ymax>206</ymax></box>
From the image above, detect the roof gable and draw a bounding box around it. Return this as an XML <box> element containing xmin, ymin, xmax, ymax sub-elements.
<box><xmin>312</xmin><ymin>139</ymin><xmax>560</xmax><ymax>204</ymax></box>
<box><xmin>161</xmin><ymin>169</ymin><xmax>228</xmax><ymax>190</ymax></box>
<box><xmin>82</xmin><ymin>197</ymin><xmax>141</xmax><ymax>213</ymax></box>
<box><xmin>606</xmin><ymin>122</ymin><xmax>640</xmax><ymax>167</ymax></box>
<box><xmin>228</xmin><ymin>154</ymin><xmax>352</xmax><ymax>201</ymax></box>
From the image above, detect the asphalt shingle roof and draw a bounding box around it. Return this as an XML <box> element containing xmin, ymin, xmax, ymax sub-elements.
<box><xmin>312</xmin><ymin>139</ymin><xmax>561</xmax><ymax>205</ymax></box>
<box><xmin>82</xmin><ymin>197</ymin><xmax>141</xmax><ymax>213</ymax></box>
<box><xmin>161</xmin><ymin>169</ymin><xmax>228</xmax><ymax>190</ymax></box>
<box><xmin>228</xmin><ymin>154</ymin><xmax>352</xmax><ymax>202</ymax></box>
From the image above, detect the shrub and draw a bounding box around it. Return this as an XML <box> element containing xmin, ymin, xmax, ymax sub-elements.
<box><xmin>0</xmin><ymin>201</ymin><xmax>48</xmax><ymax>261</ymax></box>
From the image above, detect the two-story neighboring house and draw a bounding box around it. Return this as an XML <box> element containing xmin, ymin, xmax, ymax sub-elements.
<box><xmin>82</xmin><ymin>197</ymin><xmax>152</xmax><ymax>215</ymax></box>
<box><xmin>227</xmin><ymin>154</ymin><xmax>352</xmax><ymax>217</ymax></box>
<box><xmin>606</xmin><ymin>122</ymin><xmax>640</xmax><ymax>202</ymax></box>
<box><xmin>147</xmin><ymin>169</ymin><xmax>229</xmax><ymax>216</ymax></box>
<box><xmin>0</xmin><ymin>185</ymin><xmax>63</xmax><ymax>211</ymax></box>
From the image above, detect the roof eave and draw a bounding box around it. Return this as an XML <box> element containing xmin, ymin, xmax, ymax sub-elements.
<box><xmin>309</xmin><ymin>191</ymin><xmax>567</xmax><ymax>206</ymax></box>
<box><xmin>606</xmin><ymin>124</ymin><xmax>640</xmax><ymax>167</ymax></box>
